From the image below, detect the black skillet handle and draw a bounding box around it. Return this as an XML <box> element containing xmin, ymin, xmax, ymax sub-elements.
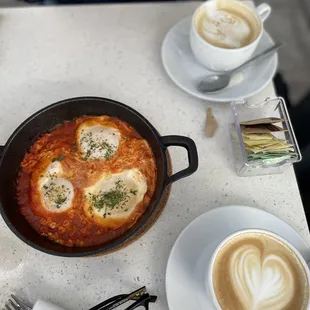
<box><xmin>0</xmin><ymin>145</ymin><xmax>4</xmax><ymax>158</ymax></box>
<box><xmin>160</xmin><ymin>135</ymin><xmax>198</xmax><ymax>187</ymax></box>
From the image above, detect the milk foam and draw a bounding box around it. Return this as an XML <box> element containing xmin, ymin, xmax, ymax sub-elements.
<box><xmin>201</xmin><ymin>6</ymin><xmax>251</xmax><ymax>48</ymax></box>
<box><xmin>229</xmin><ymin>245</ymin><xmax>295</xmax><ymax>310</ymax></box>
<box><xmin>213</xmin><ymin>233</ymin><xmax>309</xmax><ymax>310</ymax></box>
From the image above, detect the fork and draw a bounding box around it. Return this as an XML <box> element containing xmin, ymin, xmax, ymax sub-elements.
<box><xmin>4</xmin><ymin>295</ymin><xmax>32</xmax><ymax>310</ymax></box>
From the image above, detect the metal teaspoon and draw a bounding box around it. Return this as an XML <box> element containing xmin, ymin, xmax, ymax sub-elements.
<box><xmin>198</xmin><ymin>42</ymin><xmax>283</xmax><ymax>93</ymax></box>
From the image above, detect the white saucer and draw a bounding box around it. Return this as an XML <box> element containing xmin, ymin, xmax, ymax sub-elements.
<box><xmin>161</xmin><ymin>18</ymin><xmax>278</xmax><ymax>102</ymax></box>
<box><xmin>165</xmin><ymin>205</ymin><xmax>310</xmax><ymax>310</ymax></box>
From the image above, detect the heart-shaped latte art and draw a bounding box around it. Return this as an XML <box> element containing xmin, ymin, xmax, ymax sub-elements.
<box><xmin>229</xmin><ymin>245</ymin><xmax>295</xmax><ymax>310</ymax></box>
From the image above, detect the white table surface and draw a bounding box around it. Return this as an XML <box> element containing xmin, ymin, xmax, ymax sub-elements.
<box><xmin>0</xmin><ymin>2</ymin><xmax>309</xmax><ymax>310</ymax></box>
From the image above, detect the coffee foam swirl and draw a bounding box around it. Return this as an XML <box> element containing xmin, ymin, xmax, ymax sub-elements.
<box><xmin>201</xmin><ymin>6</ymin><xmax>251</xmax><ymax>48</ymax></box>
<box><xmin>212</xmin><ymin>233</ymin><xmax>309</xmax><ymax>310</ymax></box>
<box><xmin>230</xmin><ymin>245</ymin><xmax>294</xmax><ymax>310</ymax></box>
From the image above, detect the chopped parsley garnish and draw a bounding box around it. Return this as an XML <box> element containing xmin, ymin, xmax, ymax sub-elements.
<box><xmin>80</xmin><ymin>132</ymin><xmax>116</xmax><ymax>160</ymax></box>
<box><xmin>71</xmin><ymin>146</ymin><xmax>78</xmax><ymax>153</ymax></box>
<box><xmin>129</xmin><ymin>189</ymin><xmax>138</xmax><ymax>195</ymax></box>
<box><xmin>47</xmin><ymin>172</ymin><xmax>57</xmax><ymax>180</ymax></box>
<box><xmin>43</xmin><ymin>181</ymin><xmax>69</xmax><ymax>209</ymax></box>
<box><xmin>87</xmin><ymin>180</ymin><xmax>137</xmax><ymax>217</ymax></box>
<box><xmin>54</xmin><ymin>195</ymin><xmax>67</xmax><ymax>208</ymax></box>
<box><xmin>102</xmin><ymin>142</ymin><xmax>115</xmax><ymax>160</ymax></box>
<box><xmin>52</xmin><ymin>154</ymin><xmax>64</xmax><ymax>162</ymax></box>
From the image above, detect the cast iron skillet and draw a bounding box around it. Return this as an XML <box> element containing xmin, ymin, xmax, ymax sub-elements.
<box><xmin>0</xmin><ymin>97</ymin><xmax>198</xmax><ymax>257</ymax></box>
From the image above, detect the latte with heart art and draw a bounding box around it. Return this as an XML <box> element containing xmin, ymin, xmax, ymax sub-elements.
<box><xmin>212</xmin><ymin>232</ymin><xmax>309</xmax><ymax>310</ymax></box>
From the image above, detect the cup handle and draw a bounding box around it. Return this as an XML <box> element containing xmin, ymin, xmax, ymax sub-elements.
<box><xmin>256</xmin><ymin>3</ymin><xmax>271</xmax><ymax>22</ymax></box>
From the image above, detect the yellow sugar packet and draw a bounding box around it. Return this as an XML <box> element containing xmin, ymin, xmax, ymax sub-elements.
<box><xmin>243</xmin><ymin>138</ymin><xmax>279</xmax><ymax>146</ymax></box>
<box><xmin>245</xmin><ymin>146</ymin><xmax>265</xmax><ymax>153</ymax></box>
<box><xmin>242</xmin><ymin>132</ymin><xmax>274</xmax><ymax>141</ymax></box>
<box><xmin>262</xmin><ymin>145</ymin><xmax>294</xmax><ymax>152</ymax></box>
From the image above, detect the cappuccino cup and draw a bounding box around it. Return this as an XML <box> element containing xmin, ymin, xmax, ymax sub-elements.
<box><xmin>190</xmin><ymin>0</ymin><xmax>271</xmax><ymax>71</ymax></box>
<box><xmin>205</xmin><ymin>229</ymin><xmax>310</xmax><ymax>310</ymax></box>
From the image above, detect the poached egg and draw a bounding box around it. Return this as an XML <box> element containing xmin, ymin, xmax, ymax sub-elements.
<box><xmin>84</xmin><ymin>168</ymin><xmax>147</xmax><ymax>220</ymax></box>
<box><xmin>39</xmin><ymin>161</ymin><xmax>74</xmax><ymax>212</ymax></box>
<box><xmin>77</xmin><ymin>121</ymin><xmax>121</xmax><ymax>161</ymax></box>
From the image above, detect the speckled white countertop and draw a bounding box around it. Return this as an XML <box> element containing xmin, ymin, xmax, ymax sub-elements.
<box><xmin>0</xmin><ymin>2</ymin><xmax>309</xmax><ymax>310</ymax></box>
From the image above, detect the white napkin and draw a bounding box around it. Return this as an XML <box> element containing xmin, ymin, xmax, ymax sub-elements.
<box><xmin>33</xmin><ymin>300</ymin><xmax>66</xmax><ymax>310</ymax></box>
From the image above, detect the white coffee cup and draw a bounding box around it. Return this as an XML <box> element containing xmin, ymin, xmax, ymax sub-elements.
<box><xmin>190</xmin><ymin>1</ymin><xmax>271</xmax><ymax>71</ymax></box>
<box><xmin>205</xmin><ymin>229</ymin><xmax>310</xmax><ymax>309</ymax></box>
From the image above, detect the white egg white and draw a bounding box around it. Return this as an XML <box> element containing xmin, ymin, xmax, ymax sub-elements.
<box><xmin>77</xmin><ymin>123</ymin><xmax>121</xmax><ymax>160</ymax></box>
<box><xmin>84</xmin><ymin>169</ymin><xmax>147</xmax><ymax>219</ymax></box>
<box><xmin>39</xmin><ymin>161</ymin><xmax>74</xmax><ymax>212</ymax></box>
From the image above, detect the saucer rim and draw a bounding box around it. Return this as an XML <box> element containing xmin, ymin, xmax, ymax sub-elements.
<box><xmin>161</xmin><ymin>17</ymin><xmax>278</xmax><ymax>102</ymax></box>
